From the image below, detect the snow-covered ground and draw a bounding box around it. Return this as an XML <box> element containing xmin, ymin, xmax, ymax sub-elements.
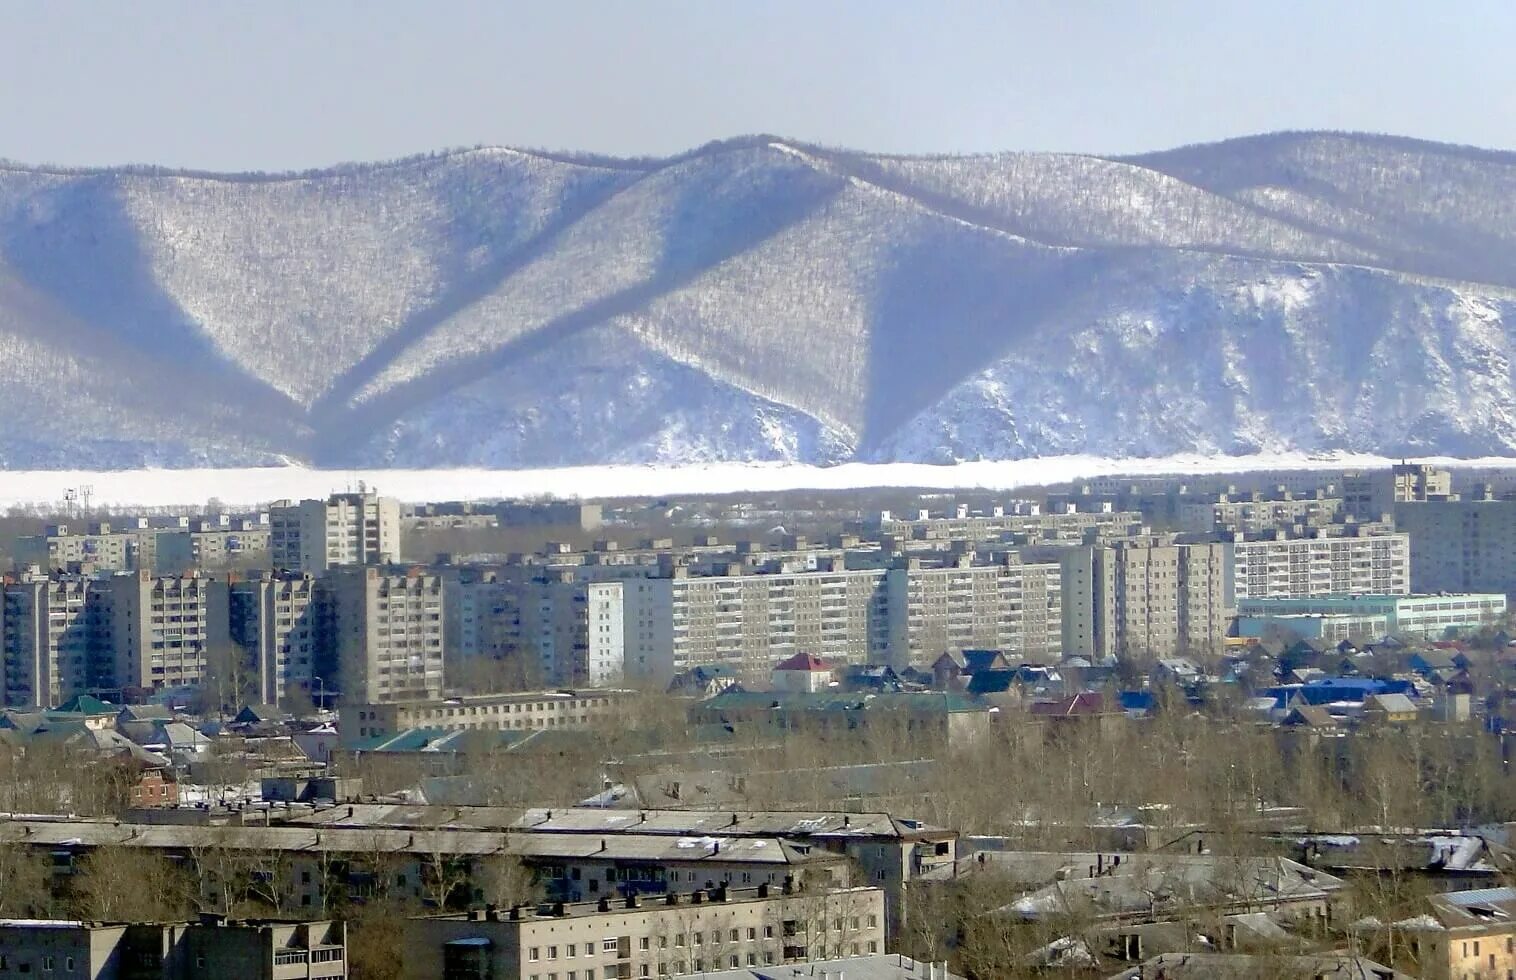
<box><xmin>10</xmin><ymin>452</ymin><xmax>1516</xmax><ymax>509</ymax></box>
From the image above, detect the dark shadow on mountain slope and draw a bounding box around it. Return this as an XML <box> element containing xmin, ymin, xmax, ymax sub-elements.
<box><xmin>861</xmin><ymin>235</ymin><xmax>1114</xmax><ymax>455</ymax></box>
<box><xmin>309</xmin><ymin>164</ymin><xmax>640</xmax><ymax>422</ymax></box>
<box><xmin>0</xmin><ymin>173</ymin><xmax>301</xmax><ymax>421</ymax></box>
<box><xmin>1128</xmin><ymin>131</ymin><xmax>1516</xmax><ymax>291</ymax></box>
<box><xmin>308</xmin><ymin>170</ymin><xmax>850</xmax><ymax>464</ymax></box>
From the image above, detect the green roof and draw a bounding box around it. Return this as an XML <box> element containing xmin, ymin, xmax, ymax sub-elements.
<box><xmin>53</xmin><ymin>694</ymin><xmax>115</xmax><ymax>716</ymax></box>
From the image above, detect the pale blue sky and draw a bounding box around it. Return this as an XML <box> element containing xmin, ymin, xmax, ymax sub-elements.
<box><xmin>2</xmin><ymin>1</ymin><xmax>1511</xmax><ymax>171</ymax></box>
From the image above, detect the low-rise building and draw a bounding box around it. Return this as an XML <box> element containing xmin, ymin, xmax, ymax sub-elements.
<box><xmin>1236</xmin><ymin>594</ymin><xmax>1506</xmax><ymax>639</ymax></box>
<box><xmin>405</xmin><ymin>885</ymin><xmax>885</xmax><ymax>980</ymax></box>
<box><xmin>0</xmin><ymin>916</ymin><xmax>346</xmax><ymax>980</ymax></box>
<box><xmin>342</xmin><ymin>689</ymin><xmax>635</xmax><ymax>744</ymax></box>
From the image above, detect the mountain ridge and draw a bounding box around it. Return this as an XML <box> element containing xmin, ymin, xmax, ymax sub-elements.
<box><xmin>0</xmin><ymin>130</ymin><xmax>1514</xmax><ymax>468</ymax></box>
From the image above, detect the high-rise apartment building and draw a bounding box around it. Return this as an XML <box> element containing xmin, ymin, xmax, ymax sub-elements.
<box><xmin>1</xmin><ymin>571</ymin><xmax>96</xmax><ymax>707</ymax></box>
<box><xmin>325</xmin><ymin>567</ymin><xmax>444</xmax><ymax>703</ymax></box>
<box><xmin>1393</xmin><ymin>498</ymin><xmax>1516</xmax><ymax>593</ymax></box>
<box><xmin>884</xmin><ymin>555</ymin><xmax>1062</xmax><ymax>667</ymax></box>
<box><xmin>581</xmin><ymin>553</ymin><xmax>1060</xmax><ymax>684</ymax></box>
<box><xmin>97</xmin><ymin>571</ymin><xmax>229</xmax><ymax>698</ymax></box>
<box><xmin>499</xmin><ymin>573</ymin><xmax>625</xmax><ymax>686</ymax></box>
<box><xmin>229</xmin><ymin>570</ymin><xmax>321</xmax><ymax>707</ymax></box>
<box><xmin>1228</xmin><ymin>526</ymin><xmax>1411</xmax><ymax>600</ymax></box>
<box><xmin>270</xmin><ymin>491</ymin><xmax>400</xmax><ymax>574</ymax></box>
<box><xmin>442</xmin><ymin>566</ymin><xmax>508</xmax><ymax>661</ymax></box>
<box><xmin>1060</xmin><ymin>538</ymin><xmax>1230</xmax><ymax>660</ymax></box>
<box><xmin>1344</xmin><ymin>462</ymin><xmax>1455</xmax><ymax>521</ymax></box>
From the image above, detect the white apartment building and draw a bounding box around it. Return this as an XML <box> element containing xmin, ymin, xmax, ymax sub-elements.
<box><xmin>326</xmin><ymin>567</ymin><xmax>445</xmax><ymax>703</ymax></box>
<box><xmin>270</xmin><ymin>491</ymin><xmax>400</xmax><ymax>574</ymax></box>
<box><xmin>570</xmin><ymin>553</ymin><xmax>1062</xmax><ymax>684</ymax></box>
<box><xmin>1229</xmin><ymin>528</ymin><xmax>1410</xmax><ymax>600</ymax></box>
<box><xmin>229</xmin><ymin>571</ymin><xmax>321</xmax><ymax>707</ymax></box>
<box><xmin>619</xmin><ymin>561</ymin><xmax>891</xmax><ymax>685</ymax></box>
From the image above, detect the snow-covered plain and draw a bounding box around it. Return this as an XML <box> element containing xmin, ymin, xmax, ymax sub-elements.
<box><xmin>10</xmin><ymin>453</ymin><xmax>1516</xmax><ymax>509</ymax></box>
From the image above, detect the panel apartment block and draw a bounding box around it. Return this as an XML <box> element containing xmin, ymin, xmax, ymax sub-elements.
<box><xmin>1</xmin><ymin>572</ymin><xmax>95</xmax><ymax>708</ymax></box>
<box><xmin>1394</xmin><ymin>499</ymin><xmax>1516</xmax><ymax>594</ymax></box>
<box><xmin>270</xmin><ymin>491</ymin><xmax>400</xmax><ymax>574</ymax></box>
<box><xmin>326</xmin><ymin>567</ymin><xmax>445</xmax><ymax>703</ymax></box>
<box><xmin>229</xmin><ymin>570</ymin><xmax>321</xmax><ymax>707</ymax></box>
<box><xmin>1061</xmin><ymin>538</ymin><xmax>1230</xmax><ymax>660</ymax></box>
<box><xmin>99</xmin><ymin>571</ymin><xmax>230</xmax><ymax>698</ymax></box>
<box><xmin>405</xmin><ymin>886</ymin><xmax>886</xmax><ymax>980</ymax></box>
<box><xmin>1229</xmin><ymin>528</ymin><xmax>1410</xmax><ymax>600</ymax></box>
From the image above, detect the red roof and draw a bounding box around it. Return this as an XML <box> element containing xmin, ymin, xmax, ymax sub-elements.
<box><xmin>773</xmin><ymin>652</ymin><xmax>830</xmax><ymax>672</ymax></box>
<box><xmin>1029</xmin><ymin>692</ymin><xmax>1106</xmax><ymax>717</ymax></box>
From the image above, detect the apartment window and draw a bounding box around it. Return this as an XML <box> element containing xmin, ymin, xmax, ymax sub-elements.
<box><xmin>548</xmin><ymin>946</ymin><xmax>558</xmax><ymax>959</ymax></box>
<box><xmin>530</xmin><ymin>948</ymin><xmax>541</xmax><ymax>962</ymax></box>
<box><xmin>640</xmin><ymin>939</ymin><xmax>650</xmax><ymax>951</ymax></box>
<box><xmin>729</xmin><ymin>930</ymin><xmax>739</xmax><ymax>942</ymax></box>
<box><xmin>693</xmin><ymin>934</ymin><xmax>702</xmax><ymax>946</ymax></box>
<box><xmin>675</xmin><ymin>935</ymin><xmax>685</xmax><ymax>947</ymax></box>
<box><xmin>602</xmin><ymin>939</ymin><xmax>618</xmax><ymax>953</ymax></box>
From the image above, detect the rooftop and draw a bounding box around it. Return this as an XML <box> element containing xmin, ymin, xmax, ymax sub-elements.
<box><xmin>424</xmin><ymin>886</ymin><xmax>881</xmax><ymax>926</ymax></box>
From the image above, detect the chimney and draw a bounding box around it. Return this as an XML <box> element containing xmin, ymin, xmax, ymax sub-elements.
<box><xmin>597</xmin><ymin>897</ymin><xmax>611</xmax><ymax>912</ymax></box>
<box><xmin>692</xmin><ymin>890</ymin><xmax>705</xmax><ymax>904</ymax></box>
<box><xmin>625</xmin><ymin>894</ymin><xmax>639</xmax><ymax>909</ymax></box>
<box><xmin>713</xmin><ymin>841</ymin><xmax>720</xmax><ymax>854</ymax></box>
<box><xmin>843</xmin><ymin>815</ymin><xmax>850</xmax><ymax>828</ymax></box>
<box><xmin>666</xmin><ymin>893</ymin><xmax>678</xmax><ymax>906</ymax></box>
<box><xmin>757</xmin><ymin>883</ymin><xmax>769</xmax><ymax>898</ymax></box>
<box><xmin>509</xmin><ymin>906</ymin><xmax>522</xmax><ymax>920</ymax></box>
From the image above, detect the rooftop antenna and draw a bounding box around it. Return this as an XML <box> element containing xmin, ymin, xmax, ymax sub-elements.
<box><xmin>62</xmin><ymin>488</ymin><xmax>78</xmax><ymax>519</ymax></box>
<box><xmin>79</xmin><ymin>484</ymin><xmax>94</xmax><ymax>516</ymax></box>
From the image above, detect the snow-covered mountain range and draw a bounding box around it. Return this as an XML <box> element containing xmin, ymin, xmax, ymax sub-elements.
<box><xmin>2</xmin><ymin>131</ymin><xmax>1515</xmax><ymax>468</ymax></box>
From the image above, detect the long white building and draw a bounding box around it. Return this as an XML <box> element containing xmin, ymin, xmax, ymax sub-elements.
<box><xmin>1228</xmin><ymin>526</ymin><xmax>1411</xmax><ymax>601</ymax></box>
